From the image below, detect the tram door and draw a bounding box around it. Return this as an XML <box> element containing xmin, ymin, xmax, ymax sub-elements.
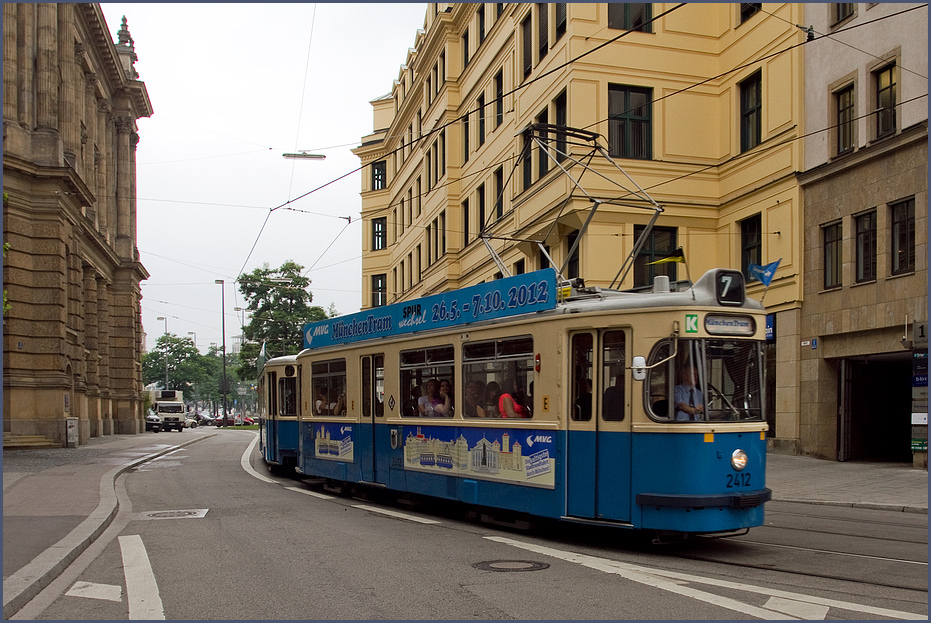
<box><xmin>566</xmin><ymin>330</ymin><xmax>631</xmax><ymax>521</ymax></box>
<box><xmin>361</xmin><ymin>354</ymin><xmax>385</xmax><ymax>483</ymax></box>
<box><xmin>266</xmin><ymin>371</ymin><xmax>278</xmax><ymax>461</ymax></box>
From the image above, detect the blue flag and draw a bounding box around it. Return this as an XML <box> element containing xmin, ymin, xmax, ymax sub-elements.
<box><xmin>748</xmin><ymin>259</ymin><xmax>781</xmax><ymax>287</ymax></box>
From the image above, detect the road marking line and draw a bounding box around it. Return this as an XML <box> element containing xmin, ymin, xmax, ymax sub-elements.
<box><xmin>285</xmin><ymin>486</ymin><xmax>334</xmax><ymax>500</ymax></box>
<box><xmin>118</xmin><ymin>535</ymin><xmax>164</xmax><ymax>620</ymax></box>
<box><xmin>65</xmin><ymin>581</ymin><xmax>122</xmax><ymax>603</ymax></box>
<box><xmin>241</xmin><ymin>433</ymin><xmax>277</xmax><ymax>483</ymax></box>
<box><xmin>486</xmin><ymin>536</ymin><xmax>926</xmax><ymax>620</ymax></box>
<box><xmin>352</xmin><ymin>504</ymin><xmax>442</xmax><ymax>525</ymax></box>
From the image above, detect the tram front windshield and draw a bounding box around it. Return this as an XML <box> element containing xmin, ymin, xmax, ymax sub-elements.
<box><xmin>646</xmin><ymin>338</ymin><xmax>763</xmax><ymax>422</ymax></box>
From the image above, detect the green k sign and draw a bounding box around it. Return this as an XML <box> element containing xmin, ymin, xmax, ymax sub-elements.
<box><xmin>686</xmin><ymin>314</ymin><xmax>699</xmax><ymax>333</ymax></box>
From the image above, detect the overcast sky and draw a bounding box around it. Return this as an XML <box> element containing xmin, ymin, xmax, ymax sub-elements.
<box><xmin>98</xmin><ymin>3</ymin><xmax>427</xmax><ymax>353</ymax></box>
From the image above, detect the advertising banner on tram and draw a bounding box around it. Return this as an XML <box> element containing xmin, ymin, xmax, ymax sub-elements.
<box><xmin>303</xmin><ymin>269</ymin><xmax>558</xmax><ymax>350</ymax></box>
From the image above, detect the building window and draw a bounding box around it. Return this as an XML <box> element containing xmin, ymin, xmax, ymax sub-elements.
<box><xmin>462</xmin><ymin>198</ymin><xmax>470</xmax><ymax>247</ymax></box>
<box><xmin>608</xmin><ymin>84</ymin><xmax>652</xmax><ymax>160</ymax></box>
<box><xmin>514</xmin><ymin>258</ymin><xmax>526</xmax><ymax>275</ymax></box>
<box><xmin>833</xmin><ymin>3</ymin><xmax>855</xmax><ymax>25</ymax></box>
<box><xmin>372</xmin><ymin>217</ymin><xmax>387</xmax><ymax>251</ymax></box>
<box><xmin>835</xmin><ymin>85</ymin><xmax>855</xmax><ymax>156</ymax></box>
<box><xmin>477</xmin><ymin>94</ymin><xmax>486</xmax><ymax>146</ymax></box>
<box><xmin>371</xmin><ymin>160</ymin><xmax>386</xmax><ymax>190</ymax></box>
<box><xmin>608</xmin><ymin>3</ymin><xmax>651</xmax><ymax>32</ymax></box>
<box><xmin>522</xmin><ymin>14</ymin><xmax>533</xmax><ymax>79</ymax></box>
<box><xmin>740</xmin><ymin>3</ymin><xmax>761</xmax><ymax>23</ymax></box>
<box><xmin>522</xmin><ymin>132</ymin><xmax>533</xmax><ymax>190</ymax></box>
<box><xmin>463</xmin><ymin>27</ymin><xmax>470</xmax><ymax>69</ymax></box>
<box><xmin>426</xmin><ymin>152</ymin><xmax>432</xmax><ymax>190</ymax></box>
<box><xmin>536</xmin><ymin>108</ymin><xmax>549</xmax><ymax>178</ymax></box>
<box><xmin>855</xmin><ymin>211</ymin><xmax>877</xmax><ymax>282</ymax></box>
<box><xmin>633</xmin><ymin>225</ymin><xmax>677</xmax><ymax>287</ymax></box>
<box><xmin>566</xmin><ymin>229</ymin><xmax>580</xmax><ymax>279</ymax></box>
<box><xmin>538</xmin><ymin>3</ymin><xmax>548</xmax><ymax>61</ymax></box>
<box><xmin>555</xmin><ymin>3</ymin><xmax>567</xmax><ymax>41</ymax></box>
<box><xmin>875</xmin><ymin>64</ymin><xmax>896</xmax><ymax>138</ymax></box>
<box><xmin>823</xmin><ymin>222</ymin><xmax>842</xmax><ymax>289</ymax></box>
<box><xmin>740</xmin><ymin>71</ymin><xmax>762</xmax><ymax>152</ymax></box>
<box><xmin>477</xmin><ymin>183</ymin><xmax>486</xmax><ymax>233</ymax></box>
<box><xmin>494</xmin><ymin>70</ymin><xmax>504</xmax><ymax>128</ymax></box>
<box><xmin>463</xmin><ymin>113</ymin><xmax>470</xmax><ymax>163</ymax></box>
<box><xmin>494</xmin><ymin>167</ymin><xmax>504</xmax><ymax>220</ymax></box>
<box><xmin>370</xmin><ymin>274</ymin><xmax>387</xmax><ymax>307</ymax></box>
<box><xmin>478</xmin><ymin>5</ymin><xmax>485</xmax><ymax>44</ymax></box>
<box><xmin>440</xmin><ymin>130</ymin><xmax>446</xmax><ymax>177</ymax></box>
<box><xmin>891</xmin><ymin>198</ymin><xmax>915</xmax><ymax>275</ymax></box>
<box><xmin>554</xmin><ymin>91</ymin><xmax>567</xmax><ymax>162</ymax></box>
<box><xmin>741</xmin><ymin>214</ymin><xmax>762</xmax><ymax>280</ymax></box>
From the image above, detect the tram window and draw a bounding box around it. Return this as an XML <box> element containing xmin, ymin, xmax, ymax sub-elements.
<box><xmin>571</xmin><ymin>333</ymin><xmax>593</xmax><ymax>421</ymax></box>
<box><xmin>400</xmin><ymin>346</ymin><xmax>455</xmax><ymax>417</ymax></box>
<box><xmin>461</xmin><ymin>336</ymin><xmax>534</xmax><ymax>418</ymax></box>
<box><xmin>267</xmin><ymin>372</ymin><xmax>277</xmax><ymax>418</ymax></box>
<box><xmin>362</xmin><ymin>355</ymin><xmax>386</xmax><ymax>417</ymax></box>
<box><xmin>278</xmin><ymin>377</ymin><xmax>298</xmax><ymax>416</ymax></box>
<box><xmin>601</xmin><ymin>331</ymin><xmax>625</xmax><ymax>421</ymax></box>
<box><xmin>312</xmin><ymin>359</ymin><xmax>347</xmax><ymax>416</ymax></box>
<box><xmin>645</xmin><ymin>340</ymin><xmax>674</xmax><ymax>421</ymax></box>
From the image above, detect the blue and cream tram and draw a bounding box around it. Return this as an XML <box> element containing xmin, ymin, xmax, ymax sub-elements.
<box><xmin>262</xmin><ymin>267</ymin><xmax>770</xmax><ymax>537</ymax></box>
<box><xmin>258</xmin><ymin>354</ymin><xmax>301</xmax><ymax>470</ymax></box>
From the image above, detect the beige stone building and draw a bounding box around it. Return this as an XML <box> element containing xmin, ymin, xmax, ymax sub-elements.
<box><xmin>3</xmin><ymin>4</ymin><xmax>152</xmax><ymax>445</ymax></box>
<box><xmin>354</xmin><ymin>3</ymin><xmax>807</xmax><ymax>454</ymax></box>
<box><xmin>798</xmin><ymin>3</ymin><xmax>927</xmax><ymax>464</ymax></box>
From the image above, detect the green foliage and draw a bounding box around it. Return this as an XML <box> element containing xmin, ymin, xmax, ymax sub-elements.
<box><xmin>235</xmin><ymin>260</ymin><xmax>330</xmax><ymax>380</ymax></box>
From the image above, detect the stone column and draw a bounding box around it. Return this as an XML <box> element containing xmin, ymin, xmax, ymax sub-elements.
<box><xmin>35</xmin><ymin>3</ymin><xmax>58</xmax><ymax>130</ymax></box>
<box><xmin>115</xmin><ymin>115</ymin><xmax>133</xmax><ymax>258</ymax></box>
<box><xmin>96</xmin><ymin>100</ymin><xmax>111</xmax><ymax>240</ymax></box>
<box><xmin>3</xmin><ymin>4</ymin><xmax>17</xmax><ymax>122</ymax></box>
<box><xmin>84</xmin><ymin>264</ymin><xmax>101</xmax><ymax>436</ymax></box>
<box><xmin>84</xmin><ymin>73</ymin><xmax>98</xmax><ymax>223</ymax></box>
<box><xmin>57</xmin><ymin>4</ymin><xmax>78</xmax><ymax>165</ymax></box>
<box><xmin>110</xmin><ymin>272</ymin><xmax>141</xmax><ymax>434</ymax></box>
<box><xmin>16</xmin><ymin>4</ymin><xmax>35</xmax><ymax>128</ymax></box>
<box><xmin>97</xmin><ymin>279</ymin><xmax>112</xmax><ymax>435</ymax></box>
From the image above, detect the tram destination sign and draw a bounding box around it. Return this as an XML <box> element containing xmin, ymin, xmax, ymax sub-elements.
<box><xmin>303</xmin><ymin>268</ymin><xmax>558</xmax><ymax>350</ymax></box>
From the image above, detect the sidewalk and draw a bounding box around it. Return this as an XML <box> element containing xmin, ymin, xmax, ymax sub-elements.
<box><xmin>2</xmin><ymin>435</ymin><xmax>927</xmax><ymax>618</ymax></box>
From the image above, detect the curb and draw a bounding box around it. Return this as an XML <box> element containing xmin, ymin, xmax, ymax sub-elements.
<box><xmin>2</xmin><ymin>434</ymin><xmax>215</xmax><ymax>619</ymax></box>
<box><xmin>773</xmin><ymin>497</ymin><xmax>928</xmax><ymax>515</ymax></box>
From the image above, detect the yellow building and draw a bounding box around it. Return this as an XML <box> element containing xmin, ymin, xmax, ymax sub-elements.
<box><xmin>354</xmin><ymin>3</ymin><xmax>804</xmax><ymax>451</ymax></box>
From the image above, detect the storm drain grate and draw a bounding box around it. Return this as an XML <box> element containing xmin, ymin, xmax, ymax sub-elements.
<box><xmin>473</xmin><ymin>560</ymin><xmax>550</xmax><ymax>572</ymax></box>
<box><xmin>135</xmin><ymin>509</ymin><xmax>208</xmax><ymax>521</ymax></box>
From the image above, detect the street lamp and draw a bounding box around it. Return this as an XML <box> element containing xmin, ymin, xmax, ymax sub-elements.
<box><xmin>282</xmin><ymin>152</ymin><xmax>325</xmax><ymax>160</ymax></box>
<box><xmin>156</xmin><ymin>316</ymin><xmax>168</xmax><ymax>388</ymax></box>
<box><xmin>215</xmin><ymin>279</ymin><xmax>228</xmax><ymax>426</ymax></box>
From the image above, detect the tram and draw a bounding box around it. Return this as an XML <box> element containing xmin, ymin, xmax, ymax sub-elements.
<box><xmin>257</xmin><ymin>354</ymin><xmax>301</xmax><ymax>470</ymax></box>
<box><xmin>259</xmin><ymin>266</ymin><xmax>771</xmax><ymax>538</ymax></box>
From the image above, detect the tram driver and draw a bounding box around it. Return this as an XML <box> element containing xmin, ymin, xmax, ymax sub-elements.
<box><xmin>674</xmin><ymin>364</ymin><xmax>704</xmax><ymax>421</ymax></box>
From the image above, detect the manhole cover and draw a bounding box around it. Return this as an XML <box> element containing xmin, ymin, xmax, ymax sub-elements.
<box><xmin>136</xmin><ymin>509</ymin><xmax>209</xmax><ymax>521</ymax></box>
<box><xmin>472</xmin><ymin>560</ymin><xmax>550</xmax><ymax>572</ymax></box>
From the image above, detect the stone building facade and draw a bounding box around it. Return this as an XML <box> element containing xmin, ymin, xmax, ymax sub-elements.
<box><xmin>3</xmin><ymin>4</ymin><xmax>152</xmax><ymax>445</ymax></box>
<box><xmin>798</xmin><ymin>3</ymin><xmax>927</xmax><ymax>464</ymax></box>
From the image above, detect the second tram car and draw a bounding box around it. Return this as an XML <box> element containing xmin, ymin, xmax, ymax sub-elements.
<box><xmin>258</xmin><ymin>354</ymin><xmax>301</xmax><ymax>470</ymax></box>
<box><xmin>259</xmin><ymin>267</ymin><xmax>771</xmax><ymax>537</ymax></box>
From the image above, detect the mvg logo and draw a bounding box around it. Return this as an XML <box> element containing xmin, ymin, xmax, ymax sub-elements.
<box><xmin>526</xmin><ymin>435</ymin><xmax>552</xmax><ymax>447</ymax></box>
<box><xmin>305</xmin><ymin>323</ymin><xmax>331</xmax><ymax>347</ymax></box>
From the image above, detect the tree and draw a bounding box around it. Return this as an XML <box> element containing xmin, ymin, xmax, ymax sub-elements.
<box><xmin>142</xmin><ymin>333</ymin><xmax>201</xmax><ymax>391</ymax></box>
<box><xmin>235</xmin><ymin>260</ymin><xmax>332</xmax><ymax>380</ymax></box>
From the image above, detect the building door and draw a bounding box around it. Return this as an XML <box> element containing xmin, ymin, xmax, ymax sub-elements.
<box><xmin>566</xmin><ymin>330</ymin><xmax>631</xmax><ymax>521</ymax></box>
<box><xmin>841</xmin><ymin>356</ymin><xmax>912</xmax><ymax>462</ymax></box>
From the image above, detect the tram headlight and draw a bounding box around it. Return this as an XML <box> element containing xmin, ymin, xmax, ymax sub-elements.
<box><xmin>731</xmin><ymin>449</ymin><xmax>748</xmax><ymax>471</ymax></box>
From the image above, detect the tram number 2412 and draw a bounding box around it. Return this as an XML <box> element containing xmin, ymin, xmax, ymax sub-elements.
<box><xmin>726</xmin><ymin>472</ymin><xmax>753</xmax><ymax>488</ymax></box>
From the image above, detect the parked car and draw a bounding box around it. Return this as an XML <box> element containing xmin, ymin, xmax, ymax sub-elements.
<box><xmin>184</xmin><ymin>413</ymin><xmax>198</xmax><ymax>428</ymax></box>
<box><xmin>241</xmin><ymin>416</ymin><xmax>255</xmax><ymax>426</ymax></box>
<box><xmin>145</xmin><ymin>411</ymin><xmax>161</xmax><ymax>433</ymax></box>
<box><xmin>196</xmin><ymin>412</ymin><xmax>215</xmax><ymax>426</ymax></box>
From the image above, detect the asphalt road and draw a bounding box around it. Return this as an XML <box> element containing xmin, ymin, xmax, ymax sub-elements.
<box><xmin>18</xmin><ymin>430</ymin><xmax>928</xmax><ymax>620</ymax></box>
